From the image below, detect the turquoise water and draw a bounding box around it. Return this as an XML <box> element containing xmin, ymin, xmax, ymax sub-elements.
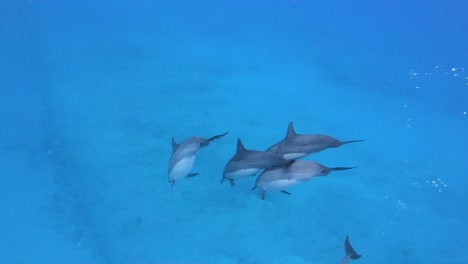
<box><xmin>1</xmin><ymin>1</ymin><xmax>467</xmax><ymax>263</ymax></box>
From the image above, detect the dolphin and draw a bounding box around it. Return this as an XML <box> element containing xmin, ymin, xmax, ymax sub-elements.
<box><xmin>168</xmin><ymin>131</ymin><xmax>228</xmax><ymax>188</ymax></box>
<box><xmin>252</xmin><ymin>160</ymin><xmax>355</xmax><ymax>200</ymax></box>
<box><xmin>340</xmin><ymin>235</ymin><xmax>361</xmax><ymax>264</ymax></box>
<box><xmin>221</xmin><ymin>139</ymin><xmax>291</xmax><ymax>186</ymax></box>
<box><xmin>266</xmin><ymin>121</ymin><xmax>364</xmax><ymax>160</ymax></box>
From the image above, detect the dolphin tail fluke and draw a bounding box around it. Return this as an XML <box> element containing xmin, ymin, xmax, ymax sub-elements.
<box><xmin>345</xmin><ymin>235</ymin><xmax>361</xmax><ymax>260</ymax></box>
<box><xmin>186</xmin><ymin>173</ymin><xmax>199</xmax><ymax>178</ymax></box>
<box><xmin>281</xmin><ymin>190</ymin><xmax>291</xmax><ymax>195</ymax></box>
<box><xmin>341</xmin><ymin>139</ymin><xmax>365</xmax><ymax>146</ymax></box>
<box><xmin>331</xmin><ymin>167</ymin><xmax>357</xmax><ymax>171</ymax></box>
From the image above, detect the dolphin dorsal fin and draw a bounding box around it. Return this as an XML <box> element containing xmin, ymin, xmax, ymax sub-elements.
<box><xmin>276</xmin><ymin>146</ymin><xmax>285</xmax><ymax>159</ymax></box>
<box><xmin>285</xmin><ymin>121</ymin><xmax>296</xmax><ymax>139</ymax></box>
<box><xmin>171</xmin><ymin>137</ymin><xmax>178</xmax><ymax>152</ymax></box>
<box><xmin>236</xmin><ymin>138</ymin><xmax>247</xmax><ymax>153</ymax></box>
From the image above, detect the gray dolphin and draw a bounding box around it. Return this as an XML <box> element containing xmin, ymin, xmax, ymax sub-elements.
<box><xmin>266</xmin><ymin>121</ymin><xmax>364</xmax><ymax>160</ymax></box>
<box><xmin>252</xmin><ymin>160</ymin><xmax>355</xmax><ymax>200</ymax></box>
<box><xmin>340</xmin><ymin>236</ymin><xmax>361</xmax><ymax>264</ymax></box>
<box><xmin>221</xmin><ymin>139</ymin><xmax>291</xmax><ymax>186</ymax></box>
<box><xmin>168</xmin><ymin>131</ymin><xmax>228</xmax><ymax>188</ymax></box>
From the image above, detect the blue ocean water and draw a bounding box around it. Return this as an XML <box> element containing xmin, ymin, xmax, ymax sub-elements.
<box><xmin>1</xmin><ymin>1</ymin><xmax>467</xmax><ymax>263</ymax></box>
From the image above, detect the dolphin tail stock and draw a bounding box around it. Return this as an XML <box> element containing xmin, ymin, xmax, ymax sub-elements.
<box><xmin>344</xmin><ymin>235</ymin><xmax>361</xmax><ymax>260</ymax></box>
<box><xmin>330</xmin><ymin>166</ymin><xmax>357</xmax><ymax>171</ymax></box>
<box><xmin>340</xmin><ymin>139</ymin><xmax>365</xmax><ymax>146</ymax></box>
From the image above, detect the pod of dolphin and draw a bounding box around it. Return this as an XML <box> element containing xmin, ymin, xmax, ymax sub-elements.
<box><xmin>167</xmin><ymin>121</ymin><xmax>363</xmax><ymax>262</ymax></box>
<box><xmin>168</xmin><ymin>121</ymin><xmax>363</xmax><ymax>199</ymax></box>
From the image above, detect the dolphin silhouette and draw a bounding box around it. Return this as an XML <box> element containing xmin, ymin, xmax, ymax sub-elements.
<box><xmin>252</xmin><ymin>160</ymin><xmax>355</xmax><ymax>200</ymax></box>
<box><xmin>168</xmin><ymin>131</ymin><xmax>228</xmax><ymax>188</ymax></box>
<box><xmin>266</xmin><ymin>121</ymin><xmax>364</xmax><ymax>160</ymax></box>
<box><xmin>221</xmin><ymin>139</ymin><xmax>291</xmax><ymax>186</ymax></box>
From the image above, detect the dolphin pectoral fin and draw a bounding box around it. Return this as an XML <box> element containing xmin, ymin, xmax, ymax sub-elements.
<box><xmin>207</xmin><ymin>131</ymin><xmax>229</xmax><ymax>142</ymax></box>
<box><xmin>229</xmin><ymin>179</ymin><xmax>235</xmax><ymax>186</ymax></box>
<box><xmin>331</xmin><ymin>167</ymin><xmax>357</xmax><ymax>171</ymax></box>
<box><xmin>344</xmin><ymin>235</ymin><xmax>361</xmax><ymax>260</ymax></box>
<box><xmin>186</xmin><ymin>173</ymin><xmax>199</xmax><ymax>178</ymax></box>
<box><xmin>281</xmin><ymin>190</ymin><xmax>291</xmax><ymax>195</ymax></box>
<box><xmin>251</xmin><ymin>186</ymin><xmax>257</xmax><ymax>191</ymax></box>
<box><xmin>220</xmin><ymin>178</ymin><xmax>225</xmax><ymax>184</ymax></box>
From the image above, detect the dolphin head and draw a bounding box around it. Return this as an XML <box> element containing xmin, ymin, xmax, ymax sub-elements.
<box><xmin>317</xmin><ymin>164</ymin><xmax>333</xmax><ymax>176</ymax></box>
<box><xmin>196</xmin><ymin>137</ymin><xmax>210</xmax><ymax>147</ymax></box>
<box><xmin>180</xmin><ymin>136</ymin><xmax>208</xmax><ymax>148</ymax></box>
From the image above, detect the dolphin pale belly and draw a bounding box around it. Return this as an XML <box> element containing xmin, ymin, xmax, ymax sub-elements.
<box><xmin>252</xmin><ymin>160</ymin><xmax>355</xmax><ymax>200</ymax></box>
<box><xmin>168</xmin><ymin>131</ymin><xmax>228</xmax><ymax>188</ymax></box>
<box><xmin>340</xmin><ymin>235</ymin><xmax>361</xmax><ymax>264</ymax></box>
<box><xmin>266</xmin><ymin>121</ymin><xmax>364</xmax><ymax>160</ymax></box>
<box><xmin>222</xmin><ymin>139</ymin><xmax>290</xmax><ymax>186</ymax></box>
